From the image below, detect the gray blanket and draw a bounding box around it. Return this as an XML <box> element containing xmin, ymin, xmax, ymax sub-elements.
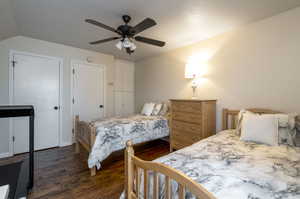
<box><xmin>121</xmin><ymin>130</ymin><xmax>300</xmax><ymax>199</ymax></box>
<box><xmin>88</xmin><ymin>114</ymin><xmax>169</xmax><ymax>169</ymax></box>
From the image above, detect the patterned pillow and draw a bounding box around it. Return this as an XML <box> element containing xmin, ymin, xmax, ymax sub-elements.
<box><xmin>159</xmin><ymin>103</ymin><xmax>169</xmax><ymax>116</ymax></box>
<box><xmin>296</xmin><ymin>116</ymin><xmax>300</xmax><ymax>131</ymax></box>
<box><xmin>295</xmin><ymin>117</ymin><xmax>300</xmax><ymax>147</ymax></box>
<box><xmin>279</xmin><ymin>127</ymin><xmax>295</xmax><ymax>146</ymax></box>
<box><xmin>274</xmin><ymin>113</ymin><xmax>297</xmax><ymax>146</ymax></box>
<box><xmin>152</xmin><ymin>103</ymin><xmax>162</xmax><ymax>115</ymax></box>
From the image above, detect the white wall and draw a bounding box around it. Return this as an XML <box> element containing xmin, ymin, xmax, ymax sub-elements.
<box><xmin>0</xmin><ymin>36</ymin><xmax>115</xmax><ymax>155</ymax></box>
<box><xmin>136</xmin><ymin>7</ymin><xmax>300</xmax><ymax>131</ymax></box>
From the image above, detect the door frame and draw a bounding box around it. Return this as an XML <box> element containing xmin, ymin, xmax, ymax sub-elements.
<box><xmin>8</xmin><ymin>50</ymin><xmax>64</xmax><ymax>156</ymax></box>
<box><xmin>70</xmin><ymin>59</ymin><xmax>107</xmax><ymax>142</ymax></box>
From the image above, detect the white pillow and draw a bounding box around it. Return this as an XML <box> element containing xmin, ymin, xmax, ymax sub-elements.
<box><xmin>152</xmin><ymin>103</ymin><xmax>162</xmax><ymax>115</ymax></box>
<box><xmin>141</xmin><ymin>103</ymin><xmax>155</xmax><ymax>116</ymax></box>
<box><xmin>236</xmin><ymin>110</ymin><xmax>258</xmax><ymax>135</ymax></box>
<box><xmin>141</xmin><ymin>103</ymin><xmax>149</xmax><ymax>115</ymax></box>
<box><xmin>240</xmin><ymin>114</ymin><xmax>279</xmax><ymax>146</ymax></box>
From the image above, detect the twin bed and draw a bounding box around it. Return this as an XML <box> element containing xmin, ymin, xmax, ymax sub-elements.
<box><xmin>75</xmin><ymin>108</ymin><xmax>300</xmax><ymax>199</ymax></box>
<box><xmin>75</xmin><ymin>114</ymin><xmax>170</xmax><ymax>176</ymax></box>
<box><xmin>123</xmin><ymin>108</ymin><xmax>300</xmax><ymax>199</ymax></box>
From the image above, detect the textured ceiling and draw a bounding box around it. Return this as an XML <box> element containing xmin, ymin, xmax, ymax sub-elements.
<box><xmin>0</xmin><ymin>0</ymin><xmax>18</xmax><ymax>40</ymax></box>
<box><xmin>1</xmin><ymin>0</ymin><xmax>300</xmax><ymax>60</ymax></box>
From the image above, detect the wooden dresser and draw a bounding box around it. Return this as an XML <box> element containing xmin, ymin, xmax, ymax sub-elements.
<box><xmin>170</xmin><ymin>99</ymin><xmax>216</xmax><ymax>151</ymax></box>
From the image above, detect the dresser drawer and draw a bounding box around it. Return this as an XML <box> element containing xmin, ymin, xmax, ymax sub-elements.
<box><xmin>172</xmin><ymin>120</ymin><xmax>201</xmax><ymax>134</ymax></box>
<box><xmin>170</xmin><ymin>99</ymin><xmax>216</xmax><ymax>151</ymax></box>
<box><xmin>172</xmin><ymin>101</ymin><xmax>202</xmax><ymax>113</ymax></box>
<box><xmin>172</xmin><ymin>111</ymin><xmax>201</xmax><ymax>124</ymax></box>
<box><xmin>172</xmin><ymin>130</ymin><xmax>201</xmax><ymax>145</ymax></box>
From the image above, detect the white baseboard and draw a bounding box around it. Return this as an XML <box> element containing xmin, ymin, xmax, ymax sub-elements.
<box><xmin>60</xmin><ymin>141</ymin><xmax>73</xmax><ymax>147</ymax></box>
<box><xmin>0</xmin><ymin>152</ymin><xmax>12</xmax><ymax>159</ymax></box>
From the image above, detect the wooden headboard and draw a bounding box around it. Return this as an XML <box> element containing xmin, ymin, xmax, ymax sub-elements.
<box><xmin>222</xmin><ymin>108</ymin><xmax>282</xmax><ymax>130</ymax></box>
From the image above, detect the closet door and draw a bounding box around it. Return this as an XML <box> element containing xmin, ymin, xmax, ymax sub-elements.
<box><xmin>114</xmin><ymin>61</ymin><xmax>123</xmax><ymax>91</ymax></box>
<box><xmin>114</xmin><ymin>92</ymin><xmax>134</xmax><ymax>116</ymax></box>
<box><xmin>12</xmin><ymin>52</ymin><xmax>60</xmax><ymax>153</ymax></box>
<box><xmin>114</xmin><ymin>92</ymin><xmax>123</xmax><ymax>116</ymax></box>
<box><xmin>122</xmin><ymin>62</ymin><xmax>135</xmax><ymax>92</ymax></box>
<box><xmin>122</xmin><ymin>92</ymin><xmax>135</xmax><ymax>115</ymax></box>
<box><xmin>115</xmin><ymin>60</ymin><xmax>134</xmax><ymax>91</ymax></box>
<box><xmin>114</xmin><ymin>59</ymin><xmax>135</xmax><ymax>116</ymax></box>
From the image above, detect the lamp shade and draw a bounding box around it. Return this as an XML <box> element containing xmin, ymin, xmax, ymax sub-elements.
<box><xmin>185</xmin><ymin>62</ymin><xmax>200</xmax><ymax>79</ymax></box>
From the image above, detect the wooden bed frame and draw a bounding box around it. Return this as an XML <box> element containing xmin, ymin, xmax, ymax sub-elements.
<box><xmin>74</xmin><ymin>115</ymin><xmax>97</xmax><ymax>176</ymax></box>
<box><xmin>125</xmin><ymin>140</ymin><xmax>216</xmax><ymax>199</ymax></box>
<box><xmin>124</xmin><ymin>108</ymin><xmax>300</xmax><ymax>199</ymax></box>
<box><xmin>222</xmin><ymin>108</ymin><xmax>282</xmax><ymax>130</ymax></box>
<box><xmin>75</xmin><ymin>114</ymin><xmax>171</xmax><ymax>176</ymax></box>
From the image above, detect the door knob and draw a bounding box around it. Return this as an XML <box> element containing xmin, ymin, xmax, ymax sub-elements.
<box><xmin>99</xmin><ymin>105</ymin><xmax>104</xmax><ymax>108</ymax></box>
<box><xmin>54</xmin><ymin>106</ymin><xmax>59</xmax><ymax>110</ymax></box>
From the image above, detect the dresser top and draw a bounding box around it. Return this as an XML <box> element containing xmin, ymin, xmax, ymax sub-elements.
<box><xmin>170</xmin><ymin>99</ymin><xmax>217</xmax><ymax>102</ymax></box>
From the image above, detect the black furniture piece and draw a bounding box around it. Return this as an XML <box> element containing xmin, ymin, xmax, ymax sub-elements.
<box><xmin>0</xmin><ymin>105</ymin><xmax>34</xmax><ymax>198</ymax></box>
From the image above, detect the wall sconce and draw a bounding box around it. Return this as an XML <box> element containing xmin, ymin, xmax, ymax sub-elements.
<box><xmin>185</xmin><ymin>61</ymin><xmax>200</xmax><ymax>99</ymax></box>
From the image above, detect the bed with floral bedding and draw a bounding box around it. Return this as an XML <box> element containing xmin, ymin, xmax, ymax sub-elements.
<box><xmin>121</xmin><ymin>129</ymin><xmax>300</xmax><ymax>199</ymax></box>
<box><xmin>120</xmin><ymin>108</ymin><xmax>300</xmax><ymax>199</ymax></box>
<box><xmin>75</xmin><ymin>114</ymin><xmax>169</xmax><ymax>175</ymax></box>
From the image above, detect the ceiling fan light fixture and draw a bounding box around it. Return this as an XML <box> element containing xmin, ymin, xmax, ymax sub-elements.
<box><xmin>116</xmin><ymin>40</ymin><xmax>123</xmax><ymax>50</ymax></box>
<box><xmin>122</xmin><ymin>38</ymin><xmax>132</xmax><ymax>48</ymax></box>
<box><xmin>130</xmin><ymin>42</ymin><xmax>136</xmax><ymax>51</ymax></box>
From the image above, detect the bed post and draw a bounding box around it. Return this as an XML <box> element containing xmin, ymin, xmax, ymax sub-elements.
<box><xmin>75</xmin><ymin>115</ymin><xmax>80</xmax><ymax>153</ymax></box>
<box><xmin>125</xmin><ymin>140</ymin><xmax>134</xmax><ymax>199</ymax></box>
<box><xmin>222</xmin><ymin>109</ymin><xmax>228</xmax><ymax>130</ymax></box>
<box><xmin>90</xmin><ymin>124</ymin><xmax>97</xmax><ymax>176</ymax></box>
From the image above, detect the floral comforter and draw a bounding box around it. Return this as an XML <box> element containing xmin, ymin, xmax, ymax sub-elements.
<box><xmin>121</xmin><ymin>130</ymin><xmax>300</xmax><ymax>199</ymax></box>
<box><xmin>88</xmin><ymin>114</ymin><xmax>169</xmax><ymax>169</ymax></box>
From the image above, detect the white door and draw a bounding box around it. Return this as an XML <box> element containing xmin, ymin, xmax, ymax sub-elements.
<box><xmin>72</xmin><ymin>63</ymin><xmax>105</xmax><ymax>122</ymax></box>
<box><xmin>114</xmin><ymin>60</ymin><xmax>135</xmax><ymax>92</ymax></box>
<box><xmin>122</xmin><ymin>92</ymin><xmax>135</xmax><ymax>115</ymax></box>
<box><xmin>122</xmin><ymin>63</ymin><xmax>135</xmax><ymax>92</ymax></box>
<box><xmin>12</xmin><ymin>53</ymin><xmax>60</xmax><ymax>154</ymax></box>
<box><xmin>114</xmin><ymin>92</ymin><xmax>123</xmax><ymax>116</ymax></box>
<box><xmin>114</xmin><ymin>91</ymin><xmax>134</xmax><ymax>116</ymax></box>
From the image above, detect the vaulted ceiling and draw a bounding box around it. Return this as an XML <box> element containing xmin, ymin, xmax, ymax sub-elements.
<box><xmin>1</xmin><ymin>0</ymin><xmax>300</xmax><ymax>60</ymax></box>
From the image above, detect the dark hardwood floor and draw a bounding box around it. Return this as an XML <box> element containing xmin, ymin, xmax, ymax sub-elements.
<box><xmin>0</xmin><ymin>140</ymin><xmax>170</xmax><ymax>199</ymax></box>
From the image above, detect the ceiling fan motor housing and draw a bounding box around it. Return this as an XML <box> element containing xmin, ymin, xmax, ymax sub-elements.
<box><xmin>122</xmin><ymin>15</ymin><xmax>131</xmax><ymax>24</ymax></box>
<box><xmin>117</xmin><ymin>25</ymin><xmax>135</xmax><ymax>38</ymax></box>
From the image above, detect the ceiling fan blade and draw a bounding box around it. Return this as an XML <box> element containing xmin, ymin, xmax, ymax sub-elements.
<box><xmin>133</xmin><ymin>18</ymin><xmax>156</xmax><ymax>35</ymax></box>
<box><xmin>85</xmin><ymin>19</ymin><xmax>120</xmax><ymax>34</ymax></box>
<box><xmin>89</xmin><ymin>37</ymin><xmax>120</xmax><ymax>45</ymax></box>
<box><xmin>135</xmin><ymin>36</ymin><xmax>165</xmax><ymax>47</ymax></box>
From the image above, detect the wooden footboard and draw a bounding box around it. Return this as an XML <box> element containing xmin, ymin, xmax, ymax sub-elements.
<box><xmin>75</xmin><ymin>115</ymin><xmax>97</xmax><ymax>176</ymax></box>
<box><xmin>125</xmin><ymin>141</ymin><xmax>216</xmax><ymax>199</ymax></box>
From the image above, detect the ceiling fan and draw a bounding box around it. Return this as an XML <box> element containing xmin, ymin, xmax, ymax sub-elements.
<box><xmin>85</xmin><ymin>15</ymin><xmax>166</xmax><ymax>55</ymax></box>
